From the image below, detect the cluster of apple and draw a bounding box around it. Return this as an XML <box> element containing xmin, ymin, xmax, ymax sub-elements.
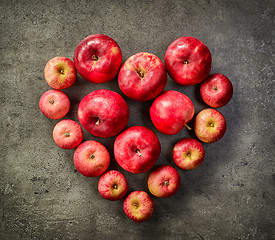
<box><xmin>39</xmin><ymin>34</ymin><xmax>233</xmax><ymax>223</ymax></box>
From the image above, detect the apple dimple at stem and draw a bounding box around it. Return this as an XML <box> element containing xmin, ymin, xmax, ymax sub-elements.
<box><xmin>136</xmin><ymin>69</ymin><xmax>145</xmax><ymax>78</ymax></box>
<box><xmin>92</xmin><ymin>55</ymin><xmax>98</xmax><ymax>61</ymax></box>
<box><xmin>183</xmin><ymin>60</ymin><xmax>189</xmax><ymax>64</ymax></box>
<box><xmin>95</xmin><ymin>118</ymin><xmax>101</xmax><ymax>125</ymax></box>
<box><xmin>135</xmin><ymin>149</ymin><xmax>142</xmax><ymax>157</ymax></box>
<box><xmin>113</xmin><ymin>184</ymin><xmax>118</xmax><ymax>189</ymax></box>
<box><xmin>64</xmin><ymin>132</ymin><xmax>70</xmax><ymax>137</ymax></box>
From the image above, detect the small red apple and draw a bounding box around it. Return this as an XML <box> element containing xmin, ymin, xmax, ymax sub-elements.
<box><xmin>150</xmin><ymin>90</ymin><xmax>195</xmax><ymax>135</ymax></box>
<box><xmin>44</xmin><ymin>57</ymin><xmax>76</xmax><ymax>89</ymax></box>
<box><xmin>123</xmin><ymin>191</ymin><xmax>154</xmax><ymax>223</ymax></box>
<box><xmin>194</xmin><ymin>108</ymin><xmax>226</xmax><ymax>143</ymax></box>
<box><xmin>200</xmin><ymin>73</ymin><xmax>233</xmax><ymax>108</ymax></box>
<box><xmin>53</xmin><ymin>119</ymin><xmax>83</xmax><ymax>149</ymax></box>
<box><xmin>165</xmin><ymin>36</ymin><xmax>212</xmax><ymax>85</ymax></box>
<box><xmin>114</xmin><ymin>126</ymin><xmax>161</xmax><ymax>174</ymax></box>
<box><xmin>173</xmin><ymin>138</ymin><xmax>205</xmax><ymax>170</ymax></box>
<box><xmin>73</xmin><ymin>140</ymin><xmax>110</xmax><ymax>177</ymax></box>
<box><xmin>148</xmin><ymin>165</ymin><xmax>181</xmax><ymax>198</ymax></box>
<box><xmin>39</xmin><ymin>89</ymin><xmax>70</xmax><ymax>119</ymax></box>
<box><xmin>73</xmin><ymin>34</ymin><xmax>122</xmax><ymax>83</ymax></box>
<box><xmin>78</xmin><ymin>89</ymin><xmax>129</xmax><ymax>138</ymax></box>
<box><xmin>118</xmin><ymin>52</ymin><xmax>167</xmax><ymax>101</ymax></box>
<box><xmin>98</xmin><ymin>170</ymin><xmax>128</xmax><ymax>201</ymax></box>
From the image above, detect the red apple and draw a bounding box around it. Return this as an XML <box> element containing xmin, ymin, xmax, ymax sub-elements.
<box><xmin>194</xmin><ymin>108</ymin><xmax>226</xmax><ymax>143</ymax></box>
<box><xmin>150</xmin><ymin>90</ymin><xmax>195</xmax><ymax>135</ymax></box>
<box><xmin>39</xmin><ymin>89</ymin><xmax>70</xmax><ymax>119</ymax></box>
<box><xmin>73</xmin><ymin>34</ymin><xmax>122</xmax><ymax>83</ymax></box>
<box><xmin>98</xmin><ymin>170</ymin><xmax>128</xmax><ymax>201</ymax></box>
<box><xmin>165</xmin><ymin>36</ymin><xmax>212</xmax><ymax>85</ymax></box>
<box><xmin>173</xmin><ymin>138</ymin><xmax>205</xmax><ymax>170</ymax></box>
<box><xmin>200</xmin><ymin>73</ymin><xmax>233</xmax><ymax>108</ymax></box>
<box><xmin>148</xmin><ymin>165</ymin><xmax>181</xmax><ymax>198</ymax></box>
<box><xmin>114</xmin><ymin>126</ymin><xmax>161</xmax><ymax>174</ymax></box>
<box><xmin>73</xmin><ymin>140</ymin><xmax>110</xmax><ymax>177</ymax></box>
<box><xmin>44</xmin><ymin>57</ymin><xmax>76</xmax><ymax>89</ymax></box>
<box><xmin>123</xmin><ymin>191</ymin><xmax>154</xmax><ymax>223</ymax></box>
<box><xmin>78</xmin><ymin>89</ymin><xmax>129</xmax><ymax>138</ymax></box>
<box><xmin>118</xmin><ymin>52</ymin><xmax>167</xmax><ymax>101</ymax></box>
<box><xmin>53</xmin><ymin>119</ymin><xmax>83</xmax><ymax>149</ymax></box>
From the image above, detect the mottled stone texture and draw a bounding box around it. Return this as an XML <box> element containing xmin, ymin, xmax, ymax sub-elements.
<box><xmin>0</xmin><ymin>0</ymin><xmax>274</xmax><ymax>239</ymax></box>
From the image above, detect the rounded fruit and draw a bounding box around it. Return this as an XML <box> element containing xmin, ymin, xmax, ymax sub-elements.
<box><xmin>165</xmin><ymin>36</ymin><xmax>212</xmax><ymax>85</ymax></box>
<box><xmin>200</xmin><ymin>73</ymin><xmax>233</xmax><ymax>108</ymax></box>
<box><xmin>194</xmin><ymin>108</ymin><xmax>226</xmax><ymax>143</ymax></box>
<box><xmin>53</xmin><ymin>119</ymin><xmax>83</xmax><ymax>149</ymax></box>
<box><xmin>114</xmin><ymin>126</ymin><xmax>161</xmax><ymax>174</ymax></box>
<box><xmin>39</xmin><ymin>89</ymin><xmax>70</xmax><ymax>119</ymax></box>
<box><xmin>78</xmin><ymin>89</ymin><xmax>129</xmax><ymax>138</ymax></box>
<box><xmin>118</xmin><ymin>52</ymin><xmax>167</xmax><ymax>101</ymax></box>
<box><xmin>150</xmin><ymin>90</ymin><xmax>195</xmax><ymax>135</ymax></box>
<box><xmin>123</xmin><ymin>191</ymin><xmax>154</xmax><ymax>223</ymax></box>
<box><xmin>98</xmin><ymin>170</ymin><xmax>128</xmax><ymax>201</ymax></box>
<box><xmin>73</xmin><ymin>140</ymin><xmax>110</xmax><ymax>177</ymax></box>
<box><xmin>148</xmin><ymin>165</ymin><xmax>181</xmax><ymax>198</ymax></box>
<box><xmin>44</xmin><ymin>56</ymin><xmax>76</xmax><ymax>89</ymax></box>
<box><xmin>173</xmin><ymin>138</ymin><xmax>205</xmax><ymax>170</ymax></box>
<box><xmin>73</xmin><ymin>34</ymin><xmax>122</xmax><ymax>83</ymax></box>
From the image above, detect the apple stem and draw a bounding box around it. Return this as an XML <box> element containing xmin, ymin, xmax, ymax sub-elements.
<box><xmin>164</xmin><ymin>180</ymin><xmax>169</xmax><ymax>186</ymax></box>
<box><xmin>64</xmin><ymin>132</ymin><xmax>70</xmax><ymax>137</ymax></box>
<box><xmin>136</xmin><ymin>69</ymin><xmax>145</xmax><ymax>78</ymax></box>
<box><xmin>95</xmin><ymin>118</ymin><xmax>101</xmax><ymax>125</ymax></box>
<box><xmin>92</xmin><ymin>55</ymin><xmax>98</xmax><ymax>61</ymax></box>
<box><xmin>90</xmin><ymin>154</ymin><xmax>95</xmax><ymax>159</ymax></box>
<box><xmin>60</xmin><ymin>69</ymin><xmax>64</xmax><ymax>74</ymax></box>
<box><xmin>49</xmin><ymin>98</ymin><xmax>54</xmax><ymax>104</ymax></box>
<box><xmin>213</xmin><ymin>86</ymin><xmax>217</xmax><ymax>91</ymax></box>
<box><xmin>135</xmin><ymin>149</ymin><xmax>142</xmax><ymax>157</ymax></box>
<box><xmin>184</xmin><ymin>124</ymin><xmax>192</xmax><ymax>131</ymax></box>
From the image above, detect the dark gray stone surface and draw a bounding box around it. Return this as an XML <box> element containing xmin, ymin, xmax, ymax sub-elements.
<box><xmin>1</xmin><ymin>0</ymin><xmax>274</xmax><ymax>239</ymax></box>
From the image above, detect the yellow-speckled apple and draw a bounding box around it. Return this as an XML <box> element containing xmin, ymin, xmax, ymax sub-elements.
<box><xmin>194</xmin><ymin>108</ymin><xmax>226</xmax><ymax>143</ymax></box>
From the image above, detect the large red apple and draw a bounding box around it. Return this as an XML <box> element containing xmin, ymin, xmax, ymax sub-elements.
<box><xmin>44</xmin><ymin>57</ymin><xmax>76</xmax><ymax>89</ymax></box>
<box><xmin>194</xmin><ymin>108</ymin><xmax>226</xmax><ymax>143</ymax></box>
<box><xmin>123</xmin><ymin>191</ymin><xmax>154</xmax><ymax>223</ymax></box>
<box><xmin>148</xmin><ymin>165</ymin><xmax>181</xmax><ymax>198</ymax></box>
<box><xmin>39</xmin><ymin>89</ymin><xmax>70</xmax><ymax>119</ymax></box>
<box><xmin>118</xmin><ymin>52</ymin><xmax>167</xmax><ymax>101</ymax></box>
<box><xmin>73</xmin><ymin>140</ymin><xmax>110</xmax><ymax>177</ymax></box>
<box><xmin>114</xmin><ymin>126</ymin><xmax>161</xmax><ymax>174</ymax></box>
<box><xmin>200</xmin><ymin>73</ymin><xmax>233</xmax><ymax>108</ymax></box>
<box><xmin>173</xmin><ymin>138</ymin><xmax>205</xmax><ymax>170</ymax></box>
<box><xmin>73</xmin><ymin>34</ymin><xmax>122</xmax><ymax>83</ymax></box>
<box><xmin>78</xmin><ymin>89</ymin><xmax>129</xmax><ymax>138</ymax></box>
<box><xmin>165</xmin><ymin>36</ymin><xmax>212</xmax><ymax>85</ymax></box>
<box><xmin>98</xmin><ymin>170</ymin><xmax>128</xmax><ymax>201</ymax></box>
<box><xmin>53</xmin><ymin>119</ymin><xmax>83</xmax><ymax>149</ymax></box>
<box><xmin>150</xmin><ymin>90</ymin><xmax>195</xmax><ymax>135</ymax></box>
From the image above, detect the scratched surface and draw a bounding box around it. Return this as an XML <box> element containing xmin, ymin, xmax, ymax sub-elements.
<box><xmin>0</xmin><ymin>0</ymin><xmax>274</xmax><ymax>239</ymax></box>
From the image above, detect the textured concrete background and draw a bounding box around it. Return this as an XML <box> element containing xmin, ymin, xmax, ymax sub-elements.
<box><xmin>1</xmin><ymin>0</ymin><xmax>274</xmax><ymax>239</ymax></box>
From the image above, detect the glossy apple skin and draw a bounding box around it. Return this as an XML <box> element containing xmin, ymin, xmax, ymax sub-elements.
<box><xmin>78</xmin><ymin>89</ymin><xmax>129</xmax><ymax>138</ymax></box>
<box><xmin>53</xmin><ymin>120</ymin><xmax>83</xmax><ymax>149</ymax></box>
<box><xmin>118</xmin><ymin>52</ymin><xmax>167</xmax><ymax>101</ymax></box>
<box><xmin>194</xmin><ymin>108</ymin><xmax>226</xmax><ymax>143</ymax></box>
<box><xmin>165</xmin><ymin>36</ymin><xmax>212</xmax><ymax>85</ymax></box>
<box><xmin>39</xmin><ymin>89</ymin><xmax>70</xmax><ymax>119</ymax></box>
<box><xmin>123</xmin><ymin>191</ymin><xmax>154</xmax><ymax>223</ymax></box>
<box><xmin>200</xmin><ymin>73</ymin><xmax>233</xmax><ymax>108</ymax></box>
<box><xmin>98</xmin><ymin>170</ymin><xmax>128</xmax><ymax>201</ymax></box>
<box><xmin>148</xmin><ymin>165</ymin><xmax>181</xmax><ymax>198</ymax></box>
<box><xmin>173</xmin><ymin>138</ymin><xmax>205</xmax><ymax>170</ymax></box>
<box><xmin>73</xmin><ymin>34</ymin><xmax>122</xmax><ymax>83</ymax></box>
<box><xmin>114</xmin><ymin>126</ymin><xmax>161</xmax><ymax>174</ymax></box>
<box><xmin>150</xmin><ymin>90</ymin><xmax>195</xmax><ymax>135</ymax></box>
<box><xmin>44</xmin><ymin>57</ymin><xmax>76</xmax><ymax>89</ymax></box>
<box><xmin>73</xmin><ymin>140</ymin><xmax>110</xmax><ymax>177</ymax></box>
